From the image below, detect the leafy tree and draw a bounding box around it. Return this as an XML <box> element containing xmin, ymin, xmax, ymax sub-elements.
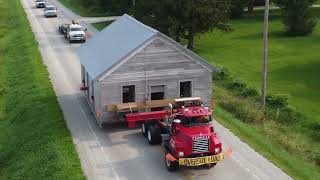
<box><xmin>230</xmin><ymin>0</ymin><xmax>248</xmax><ymax>18</ymax></box>
<box><xmin>248</xmin><ymin>0</ymin><xmax>255</xmax><ymax>13</ymax></box>
<box><xmin>173</xmin><ymin>0</ymin><xmax>231</xmax><ymax>50</ymax></box>
<box><xmin>134</xmin><ymin>0</ymin><xmax>173</xmax><ymax>35</ymax></box>
<box><xmin>136</xmin><ymin>0</ymin><xmax>231</xmax><ymax>50</ymax></box>
<box><xmin>275</xmin><ymin>0</ymin><xmax>317</xmax><ymax>36</ymax></box>
<box><xmin>248</xmin><ymin>0</ymin><xmax>266</xmax><ymax>13</ymax></box>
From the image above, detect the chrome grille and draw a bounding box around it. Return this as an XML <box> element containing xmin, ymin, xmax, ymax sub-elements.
<box><xmin>192</xmin><ymin>138</ymin><xmax>209</xmax><ymax>153</ymax></box>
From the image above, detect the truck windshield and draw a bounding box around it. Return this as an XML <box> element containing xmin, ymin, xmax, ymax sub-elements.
<box><xmin>46</xmin><ymin>7</ymin><xmax>55</xmax><ymax>10</ymax></box>
<box><xmin>181</xmin><ymin>116</ymin><xmax>211</xmax><ymax>126</ymax></box>
<box><xmin>71</xmin><ymin>28</ymin><xmax>82</xmax><ymax>31</ymax></box>
<box><xmin>37</xmin><ymin>0</ymin><xmax>44</xmax><ymax>2</ymax></box>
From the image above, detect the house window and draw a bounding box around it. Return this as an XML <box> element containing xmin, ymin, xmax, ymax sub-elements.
<box><xmin>122</xmin><ymin>85</ymin><xmax>135</xmax><ymax>103</ymax></box>
<box><xmin>180</xmin><ymin>81</ymin><xmax>191</xmax><ymax>98</ymax></box>
<box><xmin>151</xmin><ymin>85</ymin><xmax>165</xmax><ymax>100</ymax></box>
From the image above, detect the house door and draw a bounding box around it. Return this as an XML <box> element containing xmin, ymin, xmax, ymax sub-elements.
<box><xmin>151</xmin><ymin>85</ymin><xmax>165</xmax><ymax>111</ymax></box>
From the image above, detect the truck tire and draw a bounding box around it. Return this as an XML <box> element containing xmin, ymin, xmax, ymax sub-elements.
<box><xmin>141</xmin><ymin>122</ymin><xmax>147</xmax><ymax>137</ymax></box>
<box><xmin>147</xmin><ymin>124</ymin><xmax>161</xmax><ymax>145</ymax></box>
<box><xmin>165</xmin><ymin>154</ymin><xmax>179</xmax><ymax>171</ymax></box>
<box><xmin>206</xmin><ymin>163</ymin><xmax>217</xmax><ymax>169</ymax></box>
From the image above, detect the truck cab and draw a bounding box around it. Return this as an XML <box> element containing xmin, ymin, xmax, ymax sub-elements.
<box><xmin>66</xmin><ymin>24</ymin><xmax>86</xmax><ymax>43</ymax></box>
<box><xmin>161</xmin><ymin>98</ymin><xmax>223</xmax><ymax>170</ymax></box>
<box><xmin>129</xmin><ymin>97</ymin><xmax>224</xmax><ymax>171</ymax></box>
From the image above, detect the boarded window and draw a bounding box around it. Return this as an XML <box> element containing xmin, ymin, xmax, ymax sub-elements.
<box><xmin>180</xmin><ymin>81</ymin><xmax>191</xmax><ymax>98</ymax></box>
<box><xmin>151</xmin><ymin>85</ymin><xmax>165</xmax><ymax>100</ymax></box>
<box><xmin>122</xmin><ymin>85</ymin><xmax>135</xmax><ymax>103</ymax></box>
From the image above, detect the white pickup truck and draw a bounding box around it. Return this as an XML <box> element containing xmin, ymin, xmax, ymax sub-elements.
<box><xmin>44</xmin><ymin>5</ymin><xmax>57</xmax><ymax>17</ymax></box>
<box><xmin>35</xmin><ymin>0</ymin><xmax>46</xmax><ymax>8</ymax></box>
<box><xmin>66</xmin><ymin>23</ymin><xmax>87</xmax><ymax>43</ymax></box>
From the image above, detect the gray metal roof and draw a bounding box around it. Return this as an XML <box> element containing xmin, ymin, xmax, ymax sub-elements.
<box><xmin>78</xmin><ymin>14</ymin><xmax>219</xmax><ymax>80</ymax></box>
<box><xmin>77</xmin><ymin>14</ymin><xmax>157</xmax><ymax>79</ymax></box>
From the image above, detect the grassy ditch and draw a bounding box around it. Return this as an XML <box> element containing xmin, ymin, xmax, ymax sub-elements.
<box><xmin>213</xmin><ymin>82</ymin><xmax>320</xmax><ymax>179</ymax></box>
<box><xmin>0</xmin><ymin>0</ymin><xmax>85</xmax><ymax>179</ymax></box>
<box><xmin>91</xmin><ymin>20</ymin><xmax>114</xmax><ymax>30</ymax></box>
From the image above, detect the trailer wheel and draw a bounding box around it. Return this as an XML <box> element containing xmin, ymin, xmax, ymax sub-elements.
<box><xmin>165</xmin><ymin>154</ymin><xmax>179</xmax><ymax>171</ymax></box>
<box><xmin>147</xmin><ymin>125</ymin><xmax>161</xmax><ymax>145</ymax></box>
<box><xmin>141</xmin><ymin>122</ymin><xmax>147</xmax><ymax>137</ymax></box>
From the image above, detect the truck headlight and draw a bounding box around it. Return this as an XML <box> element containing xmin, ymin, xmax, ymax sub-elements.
<box><xmin>178</xmin><ymin>151</ymin><xmax>184</xmax><ymax>157</ymax></box>
<box><xmin>214</xmin><ymin>147</ymin><xmax>220</xmax><ymax>154</ymax></box>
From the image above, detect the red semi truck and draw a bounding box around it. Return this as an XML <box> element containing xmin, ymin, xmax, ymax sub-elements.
<box><xmin>125</xmin><ymin>97</ymin><xmax>224</xmax><ymax>171</ymax></box>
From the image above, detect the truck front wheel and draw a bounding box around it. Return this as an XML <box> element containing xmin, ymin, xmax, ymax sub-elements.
<box><xmin>147</xmin><ymin>124</ymin><xmax>161</xmax><ymax>145</ymax></box>
<box><xmin>165</xmin><ymin>155</ymin><xmax>179</xmax><ymax>171</ymax></box>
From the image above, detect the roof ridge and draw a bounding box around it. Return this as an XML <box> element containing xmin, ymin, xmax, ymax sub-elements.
<box><xmin>122</xmin><ymin>14</ymin><xmax>158</xmax><ymax>34</ymax></box>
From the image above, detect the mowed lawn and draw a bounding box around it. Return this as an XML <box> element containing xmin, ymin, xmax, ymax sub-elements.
<box><xmin>196</xmin><ymin>10</ymin><xmax>320</xmax><ymax>124</ymax></box>
<box><xmin>0</xmin><ymin>0</ymin><xmax>84</xmax><ymax>179</ymax></box>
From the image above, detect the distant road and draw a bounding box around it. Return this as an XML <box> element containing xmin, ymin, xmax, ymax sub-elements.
<box><xmin>21</xmin><ymin>0</ymin><xmax>292</xmax><ymax>179</ymax></box>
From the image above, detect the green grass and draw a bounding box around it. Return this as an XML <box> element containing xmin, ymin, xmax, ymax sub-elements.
<box><xmin>92</xmin><ymin>20</ymin><xmax>114</xmax><ymax>30</ymax></box>
<box><xmin>58</xmin><ymin>0</ymin><xmax>130</xmax><ymax>17</ymax></box>
<box><xmin>0</xmin><ymin>0</ymin><xmax>85</xmax><ymax>179</ymax></box>
<box><xmin>196</xmin><ymin>9</ymin><xmax>320</xmax><ymax>125</ymax></box>
<box><xmin>202</xmin><ymin>10</ymin><xmax>320</xmax><ymax>179</ymax></box>
<box><xmin>58</xmin><ymin>0</ymin><xmax>107</xmax><ymax>17</ymax></box>
<box><xmin>214</xmin><ymin>105</ymin><xmax>320</xmax><ymax>179</ymax></box>
<box><xmin>213</xmin><ymin>83</ymin><xmax>320</xmax><ymax>179</ymax></box>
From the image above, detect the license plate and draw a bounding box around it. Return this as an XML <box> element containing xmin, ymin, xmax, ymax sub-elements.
<box><xmin>179</xmin><ymin>153</ymin><xmax>224</xmax><ymax>166</ymax></box>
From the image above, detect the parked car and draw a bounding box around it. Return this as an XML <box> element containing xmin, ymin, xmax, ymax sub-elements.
<box><xmin>44</xmin><ymin>5</ymin><xmax>57</xmax><ymax>17</ymax></box>
<box><xmin>35</xmin><ymin>0</ymin><xmax>46</xmax><ymax>8</ymax></box>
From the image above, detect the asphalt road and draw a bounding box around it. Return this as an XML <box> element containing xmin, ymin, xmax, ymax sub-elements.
<box><xmin>21</xmin><ymin>0</ymin><xmax>292</xmax><ymax>179</ymax></box>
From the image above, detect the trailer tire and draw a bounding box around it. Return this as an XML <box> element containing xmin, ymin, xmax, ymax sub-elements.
<box><xmin>141</xmin><ymin>122</ymin><xmax>147</xmax><ymax>137</ymax></box>
<box><xmin>147</xmin><ymin>124</ymin><xmax>161</xmax><ymax>145</ymax></box>
<box><xmin>165</xmin><ymin>154</ymin><xmax>179</xmax><ymax>171</ymax></box>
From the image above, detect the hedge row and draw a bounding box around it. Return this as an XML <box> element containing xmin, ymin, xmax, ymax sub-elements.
<box><xmin>213</xmin><ymin>66</ymin><xmax>301</xmax><ymax>125</ymax></box>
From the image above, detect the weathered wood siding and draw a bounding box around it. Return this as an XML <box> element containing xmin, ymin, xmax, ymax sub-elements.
<box><xmin>99</xmin><ymin>37</ymin><xmax>212</xmax><ymax>123</ymax></box>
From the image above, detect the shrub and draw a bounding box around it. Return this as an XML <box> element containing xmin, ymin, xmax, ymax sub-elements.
<box><xmin>266</xmin><ymin>94</ymin><xmax>289</xmax><ymax>109</ymax></box>
<box><xmin>224</xmin><ymin>79</ymin><xmax>247</xmax><ymax>91</ymax></box>
<box><xmin>237</xmin><ymin>86</ymin><xmax>259</xmax><ymax>98</ymax></box>
<box><xmin>213</xmin><ymin>66</ymin><xmax>232</xmax><ymax>80</ymax></box>
<box><xmin>216</xmin><ymin>88</ymin><xmax>266</xmax><ymax>123</ymax></box>
<box><xmin>278</xmin><ymin>106</ymin><xmax>301</xmax><ymax>124</ymax></box>
<box><xmin>275</xmin><ymin>0</ymin><xmax>317</xmax><ymax>36</ymax></box>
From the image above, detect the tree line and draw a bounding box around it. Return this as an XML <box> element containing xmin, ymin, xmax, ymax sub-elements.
<box><xmin>88</xmin><ymin>0</ymin><xmax>318</xmax><ymax>49</ymax></box>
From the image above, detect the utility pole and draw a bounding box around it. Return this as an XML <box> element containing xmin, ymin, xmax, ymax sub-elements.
<box><xmin>261</xmin><ymin>0</ymin><xmax>269</xmax><ymax>107</ymax></box>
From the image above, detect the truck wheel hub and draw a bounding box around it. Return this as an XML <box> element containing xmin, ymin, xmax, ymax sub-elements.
<box><xmin>165</xmin><ymin>157</ymin><xmax>171</xmax><ymax>167</ymax></box>
<box><xmin>148</xmin><ymin>130</ymin><xmax>151</xmax><ymax>141</ymax></box>
<box><xmin>142</xmin><ymin>123</ymin><xmax>145</xmax><ymax>133</ymax></box>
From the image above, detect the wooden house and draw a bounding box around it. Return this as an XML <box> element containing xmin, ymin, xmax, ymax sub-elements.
<box><xmin>78</xmin><ymin>14</ymin><xmax>218</xmax><ymax>125</ymax></box>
